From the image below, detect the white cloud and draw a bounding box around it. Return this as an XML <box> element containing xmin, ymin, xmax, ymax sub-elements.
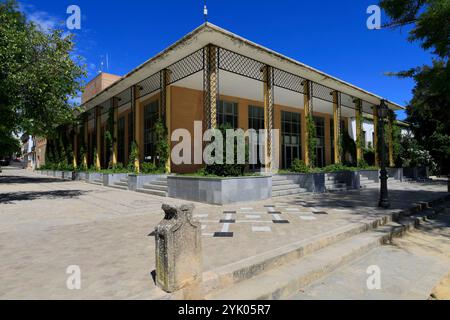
<box><xmin>18</xmin><ymin>2</ymin><xmax>62</xmax><ymax>33</ymax></box>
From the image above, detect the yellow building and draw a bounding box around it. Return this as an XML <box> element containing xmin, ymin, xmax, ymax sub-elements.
<box><xmin>74</xmin><ymin>23</ymin><xmax>403</xmax><ymax>173</ymax></box>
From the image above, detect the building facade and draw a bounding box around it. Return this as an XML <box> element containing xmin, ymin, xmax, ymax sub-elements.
<box><xmin>74</xmin><ymin>23</ymin><xmax>404</xmax><ymax>173</ymax></box>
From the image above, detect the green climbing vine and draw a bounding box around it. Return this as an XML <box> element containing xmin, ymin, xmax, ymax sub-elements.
<box><xmin>306</xmin><ymin>114</ymin><xmax>317</xmax><ymax>167</ymax></box>
<box><xmin>153</xmin><ymin>119</ymin><xmax>169</xmax><ymax>171</ymax></box>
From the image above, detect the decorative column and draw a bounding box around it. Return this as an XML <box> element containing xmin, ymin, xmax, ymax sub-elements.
<box><xmin>112</xmin><ymin>98</ymin><xmax>119</xmax><ymax>166</ymax></box>
<box><xmin>203</xmin><ymin>45</ymin><xmax>219</xmax><ymax>129</ymax></box>
<box><xmin>355</xmin><ymin>98</ymin><xmax>363</xmax><ymax>164</ymax></box>
<box><xmin>303</xmin><ymin>80</ymin><xmax>312</xmax><ymax>167</ymax></box>
<box><xmin>95</xmin><ymin>106</ymin><xmax>102</xmax><ymax>170</ymax></box>
<box><xmin>161</xmin><ymin>69</ymin><xmax>172</xmax><ymax>173</ymax></box>
<box><xmin>332</xmin><ymin>91</ymin><xmax>341</xmax><ymax>164</ymax></box>
<box><xmin>72</xmin><ymin>126</ymin><xmax>78</xmax><ymax>169</ymax></box>
<box><xmin>388</xmin><ymin>109</ymin><xmax>395</xmax><ymax>167</ymax></box>
<box><xmin>262</xmin><ymin>65</ymin><xmax>274</xmax><ymax>173</ymax></box>
<box><xmin>133</xmin><ymin>85</ymin><xmax>141</xmax><ymax>173</ymax></box>
<box><xmin>373</xmin><ymin>105</ymin><xmax>379</xmax><ymax>167</ymax></box>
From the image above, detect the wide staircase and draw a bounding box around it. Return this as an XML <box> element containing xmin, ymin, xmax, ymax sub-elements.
<box><xmin>111</xmin><ymin>177</ymin><xmax>129</xmax><ymax>190</ymax></box>
<box><xmin>359</xmin><ymin>173</ymin><xmax>379</xmax><ymax>189</ymax></box>
<box><xmin>136</xmin><ymin>176</ymin><xmax>168</xmax><ymax>197</ymax></box>
<box><xmin>325</xmin><ymin>175</ymin><xmax>347</xmax><ymax>192</ymax></box>
<box><xmin>203</xmin><ymin>199</ymin><xmax>447</xmax><ymax>300</ymax></box>
<box><xmin>272</xmin><ymin>175</ymin><xmax>307</xmax><ymax>198</ymax></box>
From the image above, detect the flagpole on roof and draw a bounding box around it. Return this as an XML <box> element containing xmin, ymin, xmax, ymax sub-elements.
<box><xmin>203</xmin><ymin>0</ymin><xmax>208</xmax><ymax>23</ymax></box>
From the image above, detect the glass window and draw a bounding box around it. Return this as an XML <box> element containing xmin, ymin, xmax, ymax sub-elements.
<box><xmin>217</xmin><ymin>100</ymin><xmax>238</xmax><ymax>128</ymax></box>
<box><xmin>144</xmin><ymin>100</ymin><xmax>159</xmax><ymax>162</ymax></box>
<box><xmin>314</xmin><ymin>116</ymin><xmax>325</xmax><ymax>168</ymax></box>
<box><xmin>330</xmin><ymin>119</ymin><xmax>335</xmax><ymax>164</ymax></box>
<box><xmin>127</xmin><ymin>113</ymin><xmax>133</xmax><ymax>163</ymax></box>
<box><xmin>248</xmin><ymin>105</ymin><xmax>265</xmax><ymax>170</ymax></box>
<box><xmin>118</xmin><ymin>117</ymin><xmax>125</xmax><ymax>164</ymax></box>
<box><xmin>281</xmin><ymin>111</ymin><xmax>301</xmax><ymax>169</ymax></box>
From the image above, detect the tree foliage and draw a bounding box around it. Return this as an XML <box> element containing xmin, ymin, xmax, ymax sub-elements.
<box><xmin>0</xmin><ymin>0</ymin><xmax>86</xmax><ymax>142</ymax></box>
<box><xmin>380</xmin><ymin>0</ymin><xmax>450</xmax><ymax>173</ymax></box>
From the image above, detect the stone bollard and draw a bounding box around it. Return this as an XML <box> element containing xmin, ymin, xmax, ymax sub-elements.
<box><xmin>155</xmin><ymin>204</ymin><xmax>202</xmax><ymax>293</ymax></box>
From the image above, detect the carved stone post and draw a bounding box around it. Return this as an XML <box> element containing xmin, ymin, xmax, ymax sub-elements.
<box><xmin>155</xmin><ymin>204</ymin><xmax>202</xmax><ymax>293</ymax></box>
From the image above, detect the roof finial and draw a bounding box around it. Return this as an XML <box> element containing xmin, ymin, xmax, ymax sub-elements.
<box><xmin>203</xmin><ymin>0</ymin><xmax>208</xmax><ymax>23</ymax></box>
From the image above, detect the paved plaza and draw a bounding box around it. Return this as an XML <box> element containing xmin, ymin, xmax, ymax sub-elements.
<box><xmin>0</xmin><ymin>167</ymin><xmax>448</xmax><ymax>299</ymax></box>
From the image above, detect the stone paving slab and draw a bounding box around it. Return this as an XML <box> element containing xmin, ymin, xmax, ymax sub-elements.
<box><xmin>0</xmin><ymin>168</ymin><xmax>447</xmax><ymax>299</ymax></box>
<box><xmin>290</xmin><ymin>209</ymin><xmax>450</xmax><ymax>300</ymax></box>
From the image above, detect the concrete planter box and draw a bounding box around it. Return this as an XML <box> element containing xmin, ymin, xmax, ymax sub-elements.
<box><xmin>326</xmin><ymin>171</ymin><xmax>360</xmax><ymax>190</ymax></box>
<box><xmin>359</xmin><ymin>169</ymin><xmax>380</xmax><ymax>183</ymax></box>
<box><xmin>387</xmin><ymin>168</ymin><xmax>403</xmax><ymax>182</ymax></box>
<box><xmin>404</xmin><ymin>167</ymin><xmax>429</xmax><ymax>180</ymax></box>
<box><xmin>102</xmin><ymin>173</ymin><xmax>129</xmax><ymax>187</ymax></box>
<box><xmin>276</xmin><ymin>173</ymin><xmax>326</xmax><ymax>193</ymax></box>
<box><xmin>167</xmin><ymin>175</ymin><xmax>272</xmax><ymax>205</ymax></box>
<box><xmin>87</xmin><ymin>172</ymin><xmax>102</xmax><ymax>183</ymax></box>
<box><xmin>62</xmin><ymin>171</ymin><xmax>74</xmax><ymax>180</ymax></box>
<box><xmin>128</xmin><ymin>174</ymin><xmax>166</xmax><ymax>191</ymax></box>
<box><xmin>75</xmin><ymin>172</ymin><xmax>88</xmax><ymax>181</ymax></box>
<box><xmin>54</xmin><ymin>171</ymin><xmax>64</xmax><ymax>179</ymax></box>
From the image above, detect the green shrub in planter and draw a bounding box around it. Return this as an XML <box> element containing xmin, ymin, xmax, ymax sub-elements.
<box><xmin>290</xmin><ymin>159</ymin><xmax>310</xmax><ymax>173</ymax></box>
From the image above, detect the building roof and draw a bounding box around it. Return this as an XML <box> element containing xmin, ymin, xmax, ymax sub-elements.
<box><xmin>79</xmin><ymin>23</ymin><xmax>405</xmax><ymax>114</ymax></box>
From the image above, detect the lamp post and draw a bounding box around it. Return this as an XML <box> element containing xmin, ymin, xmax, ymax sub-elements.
<box><xmin>378</xmin><ymin>100</ymin><xmax>390</xmax><ymax>208</ymax></box>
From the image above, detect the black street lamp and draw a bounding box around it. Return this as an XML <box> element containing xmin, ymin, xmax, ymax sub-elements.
<box><xmin>378</xmin><ymin>100</ymin><xmax>390</xmax><ymax>208</ymax></box>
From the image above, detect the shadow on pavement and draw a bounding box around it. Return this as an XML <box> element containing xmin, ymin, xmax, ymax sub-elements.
<box><xmin>0</xmin><ymin>175</ymin><xmax>67</xmax><ymax>184</ymax></box>
<box><xmin>0</xmin><ymin>190</ymin><xmax>88</xmax><ymax>204</ymax></box>
<box><xmin>283</xmin><ymin>186</ymin><xmax>449</xmax><ymax>214</ymax></box>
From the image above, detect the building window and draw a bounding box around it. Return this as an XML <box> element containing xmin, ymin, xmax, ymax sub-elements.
<box><xmin>314</xmin><ymin>116</ymin><xmax>325</xmax><ymax>168</ymax></box>
<box><xmin>248</xmin><ymin>105</ymin><xmax>265</xmax><ymax>170</ymax></box>
<box><xmin>217</xmin><ymin>100</ymin><xmax>238</xmax><ymax>128</ymax></box>
<box><xmin>281</xmin><ymin>111</ymin><xmax>301</xmax><ymax>169</ymax></box>
<box><xmin>127</xmin><ymin>113</ymin><xmax>133</xmax><ymax>163</ymax></box>
<box><xmin>144</xmin><ymin>100</ymin><xmax>159</xmax><ymax>162</ymax></box>
<box><xmin>362</xmin><ymin>130</ymin><xmax>367</xmax><ymax>148</ymax></box>
<box><xmin>330</xmin><ymin>119</ymin><xmax>335</xmax><ymax>164</ymax></box>
<box><xmin>118</xmin><ymin>117</ymin><xmax>125</xmax><ymax>164</ymax></box>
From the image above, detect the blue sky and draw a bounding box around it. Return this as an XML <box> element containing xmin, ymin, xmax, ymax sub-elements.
<box><xmin>19</xmin><ymin>0</ymin><xmax>435</xmax><ymax>120</ymax></box>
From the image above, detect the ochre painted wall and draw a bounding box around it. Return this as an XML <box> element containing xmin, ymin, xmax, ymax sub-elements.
<box><xmin>92</xmin><ymin>86</ymin><xmax>347</xmax><ymax>172</ymax></box>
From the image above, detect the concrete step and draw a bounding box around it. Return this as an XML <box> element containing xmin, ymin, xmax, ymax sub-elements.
<box><xmin>115</xmin><ymin>181</ymin><xmax>128</xmax><ymax>187</ymax></box>
<box><xmin>89</xmin><ymin>180</ymin><xmax>103</xmax><ymax>186</ymax></box>
<box><xmin>143</xmin><ymin>184</ymin><xmax>168</xmax><ymax>192</ymax></box>
<box><xmin>272</xmin><ymin>188</ymin><xmax>308</xmax><ymax>197</ymax></box>
<box><xmin>136</xmin><ymin>188</ymin><xmax>167</xmax><ymax>197</ymax></box>
<box><xmin>273</xmin><ymin>175</ymin><xmax>293</xmax><ymax>181</ymax></box>
<box><xmin>120</xmin><ymin>178</ymin><xmax>128</xmax><ymax>183</ymax></box>
<box><xmin>360</xmin><ymin>182</ymin><xmax>379</xmax><ymax>189</ymax></box>
<box><xmin>205</xmin><ymin>212</ymin><xmax>433</xmax><ymax>300</ymax></box>
<box><xmin>272</xmin><ymin>184</ymin><xmax>301</xmax><ymax>192</ymax></box>
<box><xmin>151</xmin><ymin>180</ymin><xmax>168</xmax><ymax>187</ymax></box>
<box><xmin>109</xmin><ymin>184</ymin><xmax>128</xmax><ymax>191</ymax></box>
<box><xmin>272</xmin><ymin>179</ymin><xmax>295</xmax><ymax>187</ymax></box>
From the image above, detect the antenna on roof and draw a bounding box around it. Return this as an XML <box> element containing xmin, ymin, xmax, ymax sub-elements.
<box><xmin>203</xmin><ymin>0</ymin><xmax>208</xmax><ymax>23</ymax></box>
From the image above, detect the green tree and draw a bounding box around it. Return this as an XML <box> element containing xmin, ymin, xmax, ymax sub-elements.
<box><xmin>380</xmin><ymin>0</ymin><xmax>450</xmax><ymax>173</ymax></box>
<box><xmin>0</xmin><ymin>0</ymin><xmax>85</xmax><ymax>141</ymax></box>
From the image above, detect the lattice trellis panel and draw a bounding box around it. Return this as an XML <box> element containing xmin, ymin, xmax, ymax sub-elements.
<box><xmin>137</xmin><ymin>72</ymin><xmax>160</xmax><ymax>99</ymax></box>
<box><xmin>312</xmin><ymin>82</ymin><xmax>334</xmax><ymax>103</ymax></box>
<box><xmin>362</xmin><ymin>100</ymin><xmax>376</xmax><ymax>115</ymax></box>
<box><xmin>116</xmin><ymin>88</ymin><xmax>132</xmax><ymax>107</ymax></box>
<box><xmin>203</xmin><ymin>46</ymin><xmax>219</xmax><ymax>129</ymax></box>
<box><xmin>218</xmin><ymin>48</ymin><xmax>265</xmax><ymax>82</ymax></box>
<box><xmin>273</xmin><ymin>68</ymin><xmax>305</xmax><ymax>93</ymax></box>
<box><xmin>168</xmin><ymin>49</ymin><xmax>204</xmax><ymax>85</ymax></box>
<box><xmin>340</xmin><ymin>92</ymin><xmax>356</xmax><ymax>110</ymax></box>
<box><xmin>99</xmin><ymin>99</ymin><xmax>112</xmax><ymax>115</ymax></box>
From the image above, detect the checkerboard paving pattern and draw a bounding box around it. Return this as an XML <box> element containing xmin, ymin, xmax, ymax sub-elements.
<box><xmin>197</xmin><ymin>204</ymin><xmax>330</xmax><ymax>238</ymax></box>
